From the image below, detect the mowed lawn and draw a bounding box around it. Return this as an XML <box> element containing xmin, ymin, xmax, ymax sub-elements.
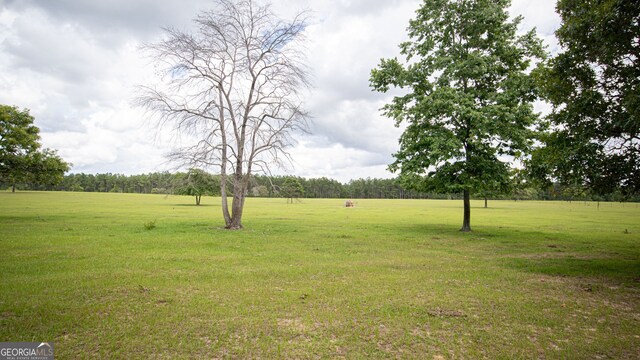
<box><xmin>1</xmin><ymin>192</ymin><xmax>639</xmax><ymax>359</ymax></box>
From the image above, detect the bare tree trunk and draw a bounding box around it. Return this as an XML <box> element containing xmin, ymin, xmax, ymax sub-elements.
<box><xmin>196</xmin><ymin>195</ymin><xmax>201</xmax><ymax>205</ymax></box>
<box><xmin>12</xmin><ymin>183</ymin><xmax>16</xmax><ymax>193</ymax></box>
<box><xmin>219</xmin><ymin>90</ymin><xmax>232</xmax><ymax>227</ymax></box>
<box><xmin>220</xmin><ymin>174</ymin><xmax>232</xmax><ymax>226</ymax></box>
<box><xmin>484</xmin><ymin>196</ymin><xmax>487</xmax><ymax>208</ymax></box>
<box><xmin>461</xmin><ymin>189</ymin><xmax>472</xmax><ymax>232</ymax></box>
<box><xmin>227</xmin><ymin>180</ymin><xmax>245</xmax><ymax>229</ymax></box>
<box><xmin>229</xmin><ymin>197</ymin><xmax>244</xmax><ymax>229</ymax></box>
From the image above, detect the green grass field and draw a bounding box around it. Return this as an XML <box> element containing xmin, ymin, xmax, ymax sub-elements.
<box><xmin>1</xmin><ymin>192</ymin><xmax>639</xmax><ymax>358</ymax></box>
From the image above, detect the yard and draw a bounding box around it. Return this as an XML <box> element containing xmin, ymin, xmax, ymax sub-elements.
<box><xmin>1</xmin><ymin>192</ymin><xmax>639</xmax><ymax>358</ymax></box>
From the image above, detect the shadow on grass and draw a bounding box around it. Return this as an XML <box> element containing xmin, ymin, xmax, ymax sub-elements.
<box><xmin>171</xmin><ymin>204</ymin><xmax>217</xmax><ymax>207</ymax></box>
<box><xmin>391</xmin><ymin>222</ymin><xmax>548</xmax><ymax>239</ymax></box>
<box><xmin>501</xmin><ymin>257</ymin><xmax>640</xmax><ymax>282</ymax></box>
<box><xmin>392</xmin><ymin>222</ymin><xmax>640</xmax><ymax>282</ymax></box>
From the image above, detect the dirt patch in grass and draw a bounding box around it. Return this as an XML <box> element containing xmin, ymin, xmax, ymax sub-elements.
<box><xmin>1</xmin><ymin>311</ymin><xmax>16</xmax><ymax>319</ymax></box>
<box><xmin>277</xmin><ymin>318</ymin><xmax>308</xmax><ymax>333</ymax></box>
<box><xmin>427</xmin><ymin>308</ymin><xmax>466</xmax><ymax>318</ymax></box>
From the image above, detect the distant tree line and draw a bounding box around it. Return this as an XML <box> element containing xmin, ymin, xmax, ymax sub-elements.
<box><xmin>4</xmin><ymin>171</ymin><xmax>639</xmax><ymax>203</ymax></box>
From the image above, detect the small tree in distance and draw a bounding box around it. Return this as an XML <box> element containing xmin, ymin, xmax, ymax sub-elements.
<box><xmin>280</xmin><ymin>177</ymin><xmax>304</xmax><ymax>203</ymax></box>
<box><xmin>370</xmin><ymin>0</ymin><xmax>545</xmax><ymax>232</ymax></box>
<box><xmin>138</xmin><ymin>0</ymin><xmax>310</xmax><ymax>229</ymax></box>
<box><xmin>173</xmin><ymin>169</ymin><xmax>218</xmax><ymax>205</ymax></box>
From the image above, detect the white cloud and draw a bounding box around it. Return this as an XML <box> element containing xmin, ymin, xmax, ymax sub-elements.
<box><xmin>510</xmin><ymin>0</ymin><xmax>561</xmax><ymax>53</ymax></box>
<box><xmin>41</xmin><ymin>107</ymin><xmax>169</xmax><ymax>174</ymax></box>
<box><xmin>288</xmin><ymin>137</ymin><xmax>395</xmax><ymax>182</ymax></box>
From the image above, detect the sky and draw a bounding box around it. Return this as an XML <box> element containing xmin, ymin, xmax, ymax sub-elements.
<box><xmin>0</xmin><ymin>0</ymin><xmax>561</xmax><ymax>183</ymax></box>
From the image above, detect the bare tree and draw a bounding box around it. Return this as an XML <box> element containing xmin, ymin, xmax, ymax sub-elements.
<box><xmin>137</xmin><ymin>0</ymin><xmax>310</xmax><ymax>229</ymax></box>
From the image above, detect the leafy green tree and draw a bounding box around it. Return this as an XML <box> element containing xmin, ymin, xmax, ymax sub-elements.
<box><xmin>0</xmin><ymin>105</ymin><xmax>39</xmax><ymax>192</ymax></box>
<box><xmin>532</xmin><ymin>0</ymin><xmax>639</xmax><ymax>198</ymax></box>
<box><xmin>173</xmin><ymin>169</ymin><xmax>218</xmax><ymax>205</ymax></box>
<box><xmin>0</xmin><ymin>105</ymin><xmax>69</xmax><ymax>192</ymax></box>
<box><xmin>28</xmin><ymin>149</ymin><xmax>69</xmax><ymax>189</ymax></box>
<box><xmin>370</xmin><ymin>0</ymin><xmax>545</xmax><ymax>231</ymax></box>
<box><xmin>281</xmin><ymin>177</ymin><xmax>305</xmax><ymax>203</ymax></box>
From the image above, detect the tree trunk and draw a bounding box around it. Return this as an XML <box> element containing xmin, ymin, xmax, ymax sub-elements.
<box><xmin>226</xmin><ymin>178</ymin><xmax>246</xmax><ymax>230</ymax></box>
<box><xmin>220</xmin><ymin>174</ymin><xmax>232</xmax><ymax>227</ymax></box>
<box><xmin>196</xmin><ymin>195</ymin><xmax>201</xmax><ymax>205</ymax></box>
<box><xmin>217</xmin><ymin>87</ymin><xmax>232</xmax><ymax>227</ymax></box>
<box><xmin>460</xmin><ymin>189</ymin><xmax>471</xmax><ymax>232</ymax></box>
<box><xmin>227</xmin><ymin>191</ymin><xmax>245</xmax><ymax>229</ymax></box>
<box><xmin>484</xmin><ymin>196</ymin><xmax>487</xmax><ymax>208</ymax></box>
<box><xmin>12</xmin><ymin>183</ymin><xmax>16</xmax><ymax>193</ymax></box>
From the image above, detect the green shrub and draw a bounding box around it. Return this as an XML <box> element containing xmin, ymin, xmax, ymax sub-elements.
<box><xmin>143</xmin><ymin>220</ymin><xmax>156</xmax><ymax>230</ymax></box>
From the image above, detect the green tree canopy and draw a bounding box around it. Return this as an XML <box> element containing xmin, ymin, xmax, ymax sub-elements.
<box><xmin>531</xmin><ymin>0</ymin><xmax>639</xmax><ymax>198</ymax></box>
<box><xmin>0</xmin><ymin>105</ymin><xmax>69</xmax><ymax>192</ymax></box>
<box><xmin>172</xmin><ymin>169</ymin><xmax>219</xmax><ymax>205</ymax></box>
<box><xmin>280</xmin><ymin>177</ymin><xmax>305</xmax><ymax>203</ymax></box>
<box><xmin>370</xmin><ymin>0</ymin><xmax>545</xmax><ymax>231</ymax></box>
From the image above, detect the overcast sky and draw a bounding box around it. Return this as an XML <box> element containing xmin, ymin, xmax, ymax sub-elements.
<box><xmin>0</xmin><ymin>0</ymin><xmax>561</xmax><ymax>182</ymax></box>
